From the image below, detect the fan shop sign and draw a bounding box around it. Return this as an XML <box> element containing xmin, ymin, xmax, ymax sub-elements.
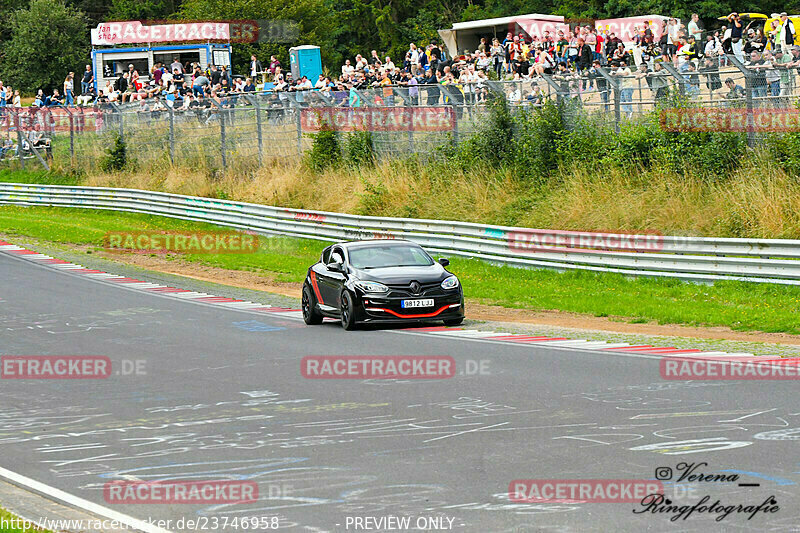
<box><xmin>92</xmin><ymin>21</ymin><xmax>231</xmax><ymax>45</ymax></box>
<box><xmin>301</xmin><ymin>107</ymin><xmax>455</xmax><ymax>132</ymax></box>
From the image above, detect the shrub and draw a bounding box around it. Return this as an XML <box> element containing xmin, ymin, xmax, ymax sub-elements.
<box><xmin>357</xmin><ymin>178</ymin><xmax>389</xmax><ymax>215</ymax></box>
<box><xmin>99</xmin><ymin>135</ymin><xmax>128</xmax><ymax>172</ymax></box>
<box><xmin>513</xmin><ymin>101</ymin><xmax>566</xmax><ymax>180</ymax></box>
<box><xmin>345</xmin><ymin>129</ymin><xmax>375</xmax><ymax>166</ymax></box>
<box><xmin>307</xmin><ymin>123</ymin><xmax>341</xmax><ymax>170</ymax></box>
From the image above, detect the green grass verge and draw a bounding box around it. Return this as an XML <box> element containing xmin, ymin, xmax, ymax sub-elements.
<box><xmin>0</xmin><ymin>508</ymin><xmax>52</xmax><ymax>532</ymax></box>
<box><xmin>1</xmin><ymin>205</ymin><xmax>799</xmax><ymax>334</ymax></box>
<box><xmin>0</xmin><ymin>169</ymin><xmax>81</xmax><ymax>185</ymax></box>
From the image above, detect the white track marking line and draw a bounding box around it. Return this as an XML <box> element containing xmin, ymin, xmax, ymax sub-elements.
<box><xmin>0</xmin><ymin>466</ymin><xmax>172</xmax><ymax>533</ymax></box>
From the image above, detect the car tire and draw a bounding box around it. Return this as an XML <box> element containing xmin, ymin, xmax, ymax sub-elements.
<box><xmin>302</xmin><ymin>283</ymin><xmax>323</xmax><ymax>325</ymax></box>
<box><xmin>443</xmin><ymin>317</ymin><xmax>464</xmax><ymax>327</ymax></box>
<box><xmin>340</xmin><ymin>290</ymin><xmax>358</xmax><ymax>331</ymax></box>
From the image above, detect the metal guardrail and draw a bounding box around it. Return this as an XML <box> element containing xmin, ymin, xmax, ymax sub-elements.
<box><xmin>2</xmin><ymin>182</ymin><xmax>800</xmax><ymax>285</ymax></box>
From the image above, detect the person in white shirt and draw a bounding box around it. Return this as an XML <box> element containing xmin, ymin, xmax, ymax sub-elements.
<box><xmin>459</xmin><ymin>65</ymin><xmax>478</xmax><ymax>103</ymax></box>
<box><xmin>249</xmin><ymin>55</ymin><xmax>263</xmax><ymax>78</ymax></box>
<box><xmin>409</xmin><ymin>44</ymin><xmax>420</xmax><ymax>75</ymax></box>
<box><xmin>687</xmin><ymin>14</ymin><xmax>702</xmax><ymax>42</ymax></box>
<box><xmin>314</xmin><ymin>74</ymin><xmax>327</xmax><ymax>89</ymax></box>
<box><xmin>776</xmin><ymin>12</ymin><xmax>796</xmax><ymax>53</ymax></box>
<box><xmin>384</xmin><ymin>57</ymin><xmax>395</xmax><ymax>71</ymax></box>
<box><xmin>342</xmin><ymin>59</ymin><xmax>355</xmax><ymax>77</ymax></box>
<box><xmin>666</xmin><ymin>19</ymin><xmax>680</xmax><ymax>59</ymax></box>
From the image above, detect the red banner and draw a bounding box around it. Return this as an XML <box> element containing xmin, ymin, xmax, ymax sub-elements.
<box><xmin>301</xmin><ymin>107</ymin><xmax>455</xmax><ymax>132</ymax></box>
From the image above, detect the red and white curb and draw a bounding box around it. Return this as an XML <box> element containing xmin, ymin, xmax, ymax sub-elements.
<box><xmin>0</xmin><ymin>240</ymin><xmax>783</xmax><ymax>363</ymax></box>
<box><xmin>0</xmin><ymin>240</ymin><xmax>304</xmax><ymax>318</ymax></box>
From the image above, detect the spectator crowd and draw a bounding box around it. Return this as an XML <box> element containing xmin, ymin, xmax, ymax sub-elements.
<box><xmin>2</xmin><ymin>11</ymin><xmax>800</xmax><ymax>118</ymax></box>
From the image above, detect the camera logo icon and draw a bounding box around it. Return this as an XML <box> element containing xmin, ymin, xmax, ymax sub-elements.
<box><xmin>655</xmin><ymin>467</ymin><xmax>673</xmax><ymax>480</ymax></box>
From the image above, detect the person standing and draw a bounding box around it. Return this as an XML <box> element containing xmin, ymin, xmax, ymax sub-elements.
<box><xmin>728</xmin><ymin>13</ymin><xmax>745</xmax><ymax>62</ymax></box>
<box><xmin>776</xmin><ymin>12</ymin><xmax>796</xmax><ymax>53</ymax></box>
<box><xmin>170</xmin><ymin>57</ymin><xmax>184</xmax><ymax>75</ymax></box>
<box><xmin>490</xmin><ymin>38</ymin><xmax>504</xmax><ymax>78</ymax></box>
<box><xmin>250</xmin><ymin>54</ymin><xmax>263</xmax><ymax>81</ymax></box>
<box><xmin>688</xmin><ymin>14</ymin><xmax>702</xmax><ymax>46</ymax></box>
<box><xmin>64</xmin><ymin>73</ymin><xmax>74</xmax><ymax>107</ymax></box>
<box><xmin>81</xmin><ymin>65</ymin><xmax>94</xmax><ymax>95</ymax></box>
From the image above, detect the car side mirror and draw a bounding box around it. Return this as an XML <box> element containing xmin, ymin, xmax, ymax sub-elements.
<box><xmin>438</xmin><ymin>258</ymin><xmax>450</xmax><ymax>267</ymax></box>
<box><xmin>329</xmin><ymin>260</ymin><xmax>345</xmax><ymax>273</ymax></box>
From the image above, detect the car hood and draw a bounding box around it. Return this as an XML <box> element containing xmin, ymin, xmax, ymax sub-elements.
<box><xmin>353</xmin><ymin>264</ymin><xmax>448</xmax><ymax>284</ymax></box>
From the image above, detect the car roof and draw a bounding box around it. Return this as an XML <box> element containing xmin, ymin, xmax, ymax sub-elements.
<box><xmin>337</xmin><ymin>239</ymin><xmax>417</xmax><ymax>249</ymax></box>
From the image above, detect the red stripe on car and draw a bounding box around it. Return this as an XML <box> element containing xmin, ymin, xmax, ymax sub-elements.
<box><xmin>309</xmin><ymin>271</ymin><xmax>324</xmax><ymax>304</ymax></box>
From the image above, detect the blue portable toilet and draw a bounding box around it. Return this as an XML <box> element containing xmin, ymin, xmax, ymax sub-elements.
<box><xmin>289</xmin><ymin>45</ymin><xmax>322</xmax><ymax>82</ymax></box>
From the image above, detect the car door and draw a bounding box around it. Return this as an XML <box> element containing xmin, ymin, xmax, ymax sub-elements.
<box><xmin>316</xmin><ymin>245</ymin><xmax>347</xmax><ymax>310</ymax></box>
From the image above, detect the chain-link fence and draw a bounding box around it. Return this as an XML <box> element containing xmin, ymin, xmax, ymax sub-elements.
<box><xmin>0</xmin><ymin>54</ymin><xmax>796</xmax><ymax>173</ymax></box>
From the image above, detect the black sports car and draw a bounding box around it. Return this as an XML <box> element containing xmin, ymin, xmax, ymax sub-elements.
<box><xmin>302</xmin><ymin>240</ymin><xmax>465</xmax><ymax>330</ymax></box>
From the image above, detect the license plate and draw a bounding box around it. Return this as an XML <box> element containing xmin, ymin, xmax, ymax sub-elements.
<box><xmin>401</xmin><ymin>299</ymin><xmax>434</xmax><ymax>308</ymax></box>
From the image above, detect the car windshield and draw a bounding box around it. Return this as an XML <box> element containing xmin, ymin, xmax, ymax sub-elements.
<box><xmin>348</xmin><ymin>244</ymin><xmax>434</xmax><ymax>269</ymax></box>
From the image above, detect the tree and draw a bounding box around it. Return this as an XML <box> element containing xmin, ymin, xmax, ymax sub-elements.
<box><xmin>1</xmin><ymin>0</ymin><xmax>89</xmax><ymax>93</ymax></box>
<box><xmin>179</xmin><ymin>0</ymin><xmax>337</xmax><ymax>77</ymax></box>
<box><xmin>107</xmin><ymin>0</ymin><xmax>183</xmax><ymax>23</ymax></box>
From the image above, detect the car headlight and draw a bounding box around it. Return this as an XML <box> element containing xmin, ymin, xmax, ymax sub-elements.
<box><xmin>441</xmin><ymin>275</ymin><xmax>459</xmax><ymax>290</ymax></box>
<box><xmin>354</xmin><ymin>280</ymin><xmax>390</xmax><ymax>293</ymax></box>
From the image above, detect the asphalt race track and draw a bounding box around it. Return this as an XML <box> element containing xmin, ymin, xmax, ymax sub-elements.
<box><xmin>1</xmin><ymin>249</ymin><xmax>800</xmax><ymax>532</ymax></box>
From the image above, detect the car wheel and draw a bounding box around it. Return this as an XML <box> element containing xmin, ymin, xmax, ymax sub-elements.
<box><xmin>443</xmin><ymin>317</ymin><xmax>464</xmax><ymax>327</ymax></box>
<box><xmin>340</xmin><ymin>290</ymin><xmax>358</xmax><ymax>331</ymax></box>
<box><xmin>302</xmin><ymin>283</ymin><xmax>323</xmax><ymax>325</ymax></box>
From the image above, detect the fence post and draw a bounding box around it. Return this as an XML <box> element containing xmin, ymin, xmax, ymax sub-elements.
<box><xmin>407</xmin><ymin>107</ymin><xmax>414</xmax><ymax>153</ymax></box>
<box><xmin>246</xmin><ymin>94</ymin><xmax>264</xmax><ymax>165</ymax></box>
<box><xmin>295</xmin><ymin>108</ymin><xmax>303</xmax><ymax>156</ymax></box>
<box><xmin>219</xmin><ymin>108</ymin><xmax>227</xmax><ymax>177</ymax></box>
<box><xmin>452</xmin><ymin>104</ymin><xmax>459</xmax><ymax>147</ymax></box>
<box><xmin>68</xmin><ymin>108</ymin><xmax>75</xmax><ymax>159</ymax></box>
<box><xmin>726</xmin><ymin>54</ymin><xmax>756</xmax><ymax>149</ymax></box>
<box><xmin>660</xmin><ymin>62</ymin><xmax>686</xmax><ymax>98</ymax></box>
<box><xmin>167</xmin><ymin>105</ymin><xmax>175</xmax><ymax>164</ymax></box>
<box><xmin>14</xmin><ymin>110</ymin><xmax>24</xmax><ymax>169</ymax></box>
<box><xmin>595</xmin><ymin>67</ymin><xmax>622</xmax><ymax>133</ymax></box>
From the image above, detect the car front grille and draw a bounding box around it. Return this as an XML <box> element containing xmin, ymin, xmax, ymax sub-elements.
<box><xmin>385</xmin><ymin>281</ymin><xmax>445</xmax><ymax>298</ymax></box>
